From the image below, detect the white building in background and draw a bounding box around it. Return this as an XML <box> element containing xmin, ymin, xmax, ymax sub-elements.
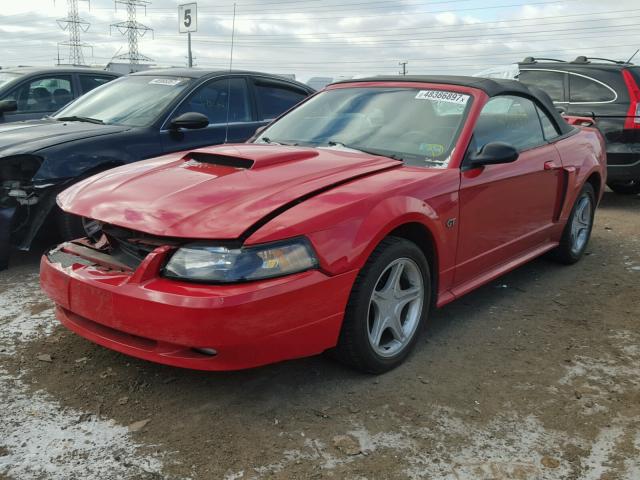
<box><xmin>473</xmin><ymin>64</ymin><xmax>520</xmax><ymax>79</ymax></box>
<box><xmin>105</xmin><ymin>62</ymin><xmax>156</xmax><ymax>74</ymax></box>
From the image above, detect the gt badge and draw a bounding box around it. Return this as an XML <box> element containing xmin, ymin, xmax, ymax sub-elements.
<box><xmin>446</xmin><ymin>218</ymin><xmax>457</xmax><ymax>229</ymax></box>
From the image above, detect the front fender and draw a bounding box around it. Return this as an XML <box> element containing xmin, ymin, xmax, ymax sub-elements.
<box><xmin>32</xmin><ymin>128</ymin><xmax>160</xmax><ymax>182</ymax></box>
<box><xmin>246</xmin><ymin>168</ymin><xmax>460</xmax><ymax>281</ymax></box>
<box><xmin>318</xmin><ymin>196</ymin><xmax>444</xmax><ymax>273</ymax></box>
<box><xmin>33</xmin><ymin>148</ymin><xmax>136</xmax><ymax>182</ymax></box>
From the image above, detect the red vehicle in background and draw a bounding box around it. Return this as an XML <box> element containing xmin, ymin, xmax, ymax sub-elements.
<box><xmin>40</xmin><ymin>76</ymin><xmax>606</xmax><ymax>373</ymax></box>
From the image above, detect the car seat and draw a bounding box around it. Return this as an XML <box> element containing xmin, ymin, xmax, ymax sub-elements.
<box><xmin>30</xmin><ymin>87</ymin><xmax>52</xmax><ymax>111</ymax></box>
<box><xmin>53</xmin><ymin>88</ymin><xmax>73</xmax><ymax>109</ymax></box>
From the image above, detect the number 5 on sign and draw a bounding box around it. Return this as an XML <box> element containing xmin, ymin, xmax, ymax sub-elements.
<box><xmin>179</xmin><ymin>3</ymin><xmax>197</xmax><ymax>33</ymax></box>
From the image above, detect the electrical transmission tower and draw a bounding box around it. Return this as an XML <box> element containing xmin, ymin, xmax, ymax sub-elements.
<box><xmin>111</xmin><ymin>0</ymin><xmax>154</xmax><ymax>67</ymax></box>
<box><xmin>55</xmin><ymin>0</ymin><xmax>92</xmax><ymax>65</ymax></box>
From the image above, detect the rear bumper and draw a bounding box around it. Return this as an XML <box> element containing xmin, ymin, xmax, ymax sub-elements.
<box><xmin>607</xmin><ymin>152</ymin><xmax>640</xmax><ymax>182</ymax></box>
<box><xmin>40</xmin><ymin>247</ymin><xmax>358</xmax><ymax>370</ymax></box>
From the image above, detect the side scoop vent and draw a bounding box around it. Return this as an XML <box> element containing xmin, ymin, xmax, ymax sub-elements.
<box><xmin>187</xmin><ymin>152</ymin><xmax>254</xmax><ymax>169</ymax></box>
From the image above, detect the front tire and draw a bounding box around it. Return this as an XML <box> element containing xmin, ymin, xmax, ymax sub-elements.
<box><xmin>607</xmin><ymin>179</ymin><xmax>640</xmax><ymax>195</ymax></box>
<box><xmin>551</xmin><ymin>183</ymin><xmax>595</xmax><ymax>264</ymax></box>
<box><xmin>335</xmin><ymin>237</ymin><xmax>431</xmax><ymax>374</ymax></box>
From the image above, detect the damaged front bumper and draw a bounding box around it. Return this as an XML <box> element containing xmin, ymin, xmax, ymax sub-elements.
<box><xmin>1</xmin><ymin>154</ymin><xmax>63</xmax><ymax>270</ymax></box>
<box><xmin>40</xmin><ymin>238</ymin><xmax>357</xmax><ymax>371</ymax></box>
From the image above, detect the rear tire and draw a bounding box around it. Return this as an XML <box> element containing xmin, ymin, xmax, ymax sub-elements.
<box><xmin>334</xmin><ymin>237</ymin><xmax>431</xmax><ymax>374</ymax></box>
<box><xmin>607</xmin><ymin>179</ymin><xmax>640</xmax><ymax>195</ymax></box>
<box><xmin>551</xmin><ymin>183</ymin><xmax>595</xmax><ymax>265</ymax></box>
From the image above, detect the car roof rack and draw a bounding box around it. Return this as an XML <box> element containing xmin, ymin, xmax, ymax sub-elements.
<box><xmin>571</xmin><ymin>56</ymin><xmax>632</xmax><ymax>65</ymax></box>
<box><xmin>521</xmin><ymin>57</ymin><xmax>567</xmax><ymax>64</ymax></box>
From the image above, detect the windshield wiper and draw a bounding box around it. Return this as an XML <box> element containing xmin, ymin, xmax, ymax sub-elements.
<box><xmin>57</xmin><ymin>115</ymin><xmax>104</xmax><ymax>125</ymax></box>
<box><xmin>260</xmin><ymin>136</ymin><xmax>298</xmax><ymax>146</ymax></box>
<box><xmin>326</xmin><ymin>141</ymin><xmax>403</xmax><ymax>162</ymax></box>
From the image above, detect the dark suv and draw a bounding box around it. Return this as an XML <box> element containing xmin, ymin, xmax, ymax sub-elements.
<box><xmin>518</xmin><ymin>56</ymin><xmax>640</xmax><ymax>194</ymax></box>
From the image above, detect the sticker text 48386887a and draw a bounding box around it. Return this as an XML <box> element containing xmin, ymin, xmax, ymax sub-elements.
<box><xmin>415</xmin><ymin>90</ymin><xmax>470</xmax><ymax>105</ymax></box>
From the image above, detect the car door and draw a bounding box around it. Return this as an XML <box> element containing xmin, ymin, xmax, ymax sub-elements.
<box><xmin>454</xmin><ymin>95</ymin><xmax>563</xmax><ymax>285</ymax></box>
<box><xmin>0</xmin><ymin>74</ymin><xmax>75</xmax><ymax>122</ymax></box>
<box><xmin>160</xmin><ymin>76</ymin><xmax>262</xmax><ymax>152</ymax></box>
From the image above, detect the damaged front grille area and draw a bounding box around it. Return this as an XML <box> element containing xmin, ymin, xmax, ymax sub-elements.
<box><xmin>102</xmin><ymin>224</ymin><xmax>161</xmax><ymax>269</ymax></box>
<box><xmin>52</xmin><ymin>224</ymin><xmax>179</xmax><ymax>272</ymax></box>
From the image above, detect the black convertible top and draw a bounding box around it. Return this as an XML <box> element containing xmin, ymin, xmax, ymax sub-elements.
<box><xmin>332</xmin><ymin>75</ymin><xmax>573</xmax><ymax>135</ymax></box>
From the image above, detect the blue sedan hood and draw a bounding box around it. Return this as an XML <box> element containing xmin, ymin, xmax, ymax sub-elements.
<box><xmin>0</xmin><ymin>119</ymin><xmax>130</xmax><ymax>158</ymax></box>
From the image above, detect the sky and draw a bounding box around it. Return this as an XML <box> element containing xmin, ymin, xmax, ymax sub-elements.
<box><xmin>0</xmin><ymin>0</ymin><xmax>638</xmax><ymax>82</ymax></box>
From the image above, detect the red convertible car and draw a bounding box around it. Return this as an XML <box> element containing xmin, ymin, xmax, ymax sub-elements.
<box><xmin>40</xmin><ymin>76</ymin><xmax>606</xmax><ymax>373</ymax></box>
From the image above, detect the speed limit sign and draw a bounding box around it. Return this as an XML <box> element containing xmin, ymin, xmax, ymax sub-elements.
<box><xmin>179</xmin><ymin>3</ymin><xmax>197</xmax><ymax>33</ymax></box>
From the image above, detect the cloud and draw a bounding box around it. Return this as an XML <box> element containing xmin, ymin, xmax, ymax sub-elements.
<box><xmin>0</xmin><ymin>0</ymin><xmax>638</xmax><ymax>82</ymax></box>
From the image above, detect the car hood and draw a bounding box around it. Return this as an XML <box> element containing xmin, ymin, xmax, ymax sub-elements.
<box><xmin>0</xmin><ymin>119</ymin><xmax>130</xmax><ymax>157</ymax></box>
<box><xmin>58</xmin><ymin>144</ymin><xmax>400</xmax><ymax>239</ymax></box>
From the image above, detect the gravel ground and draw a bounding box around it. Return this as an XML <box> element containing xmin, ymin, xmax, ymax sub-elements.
<box><xmin>1</xmin><ymin>190</ymin><xmax>639</xmax><ymax>480</ymax></box>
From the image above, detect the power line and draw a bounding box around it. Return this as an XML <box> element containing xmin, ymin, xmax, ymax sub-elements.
<box><xmin>155</xmin><ymin>0</ymin><xmax>477</xmax><ymax>15</ymax></box>
<box><xmin>5</xmin><ymin>4</ymin><xmax>638</xmax><ymax>37</ymax></box>
<box><xmin>179</xmin><ymin>24</ymin><xmax>640</xmax><ymax>48</ymax></box>
<box><xmin>158</xmin><ymin>9</ymin><xmax>640</xmax><ymax>39</ymax></box>
<box><xmin>110</xmin><ymin>0</ymin><xmax>154</xmax><ymax>67</ymax></box>
<box><xmin>146</xmin><ymin>0</ymin><xmax>583</xmax><ymax>19</ymax></box>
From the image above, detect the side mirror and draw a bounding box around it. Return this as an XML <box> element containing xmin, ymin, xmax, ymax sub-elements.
<box><xmin>169</xmin><ymin>112</ymin><xmax>209</xmax><ymax>130</ymax></box>
<box><xmin>466</xmin><ymin>142</ymin><xmax>519</xmax><ymax>169</ymax></box>
<box><xmin>0</xmin><ymin>100</ymin><xmax>17</xmax><ymax>114</ymax></box>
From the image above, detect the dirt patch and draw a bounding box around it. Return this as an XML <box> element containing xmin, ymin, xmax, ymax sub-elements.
<box><xmin>1</xmin><ymin>191</ymin><xmax>639</xmax><ymax>479</ymax></box>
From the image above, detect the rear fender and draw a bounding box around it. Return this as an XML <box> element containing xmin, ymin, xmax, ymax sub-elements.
<box><xmin>555</xmin><ymin>128</ymin><xmax>607</xmax><ymax>222</ymax></box>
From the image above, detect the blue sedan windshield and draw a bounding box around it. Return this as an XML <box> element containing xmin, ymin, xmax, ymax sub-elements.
<box><xmin>54</xmin><ymin>75</ymin><xmax>192</xmax><ymax>127</ymax></box>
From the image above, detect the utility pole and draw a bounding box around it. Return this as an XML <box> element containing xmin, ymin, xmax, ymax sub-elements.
<box><xmin>187</xmin><ymin>31</ymin><xmax>192</xmax><ymax>67</ymax></box>
<box><xmin>55</xmin><ymin>0</ymin><xmax>92</xmax><ymax>65</ymax></box>
<box><xmin>179</xmin><ymin>3</ymin><xmax>197</xmax><ymax>68</ymax></box>
<box><xmin>399</xmin><ymin>61</ymin><xmax>408</xmax><ymax>76</ymax></box>
<box><xmin>111</xmin><ymin>0</ymin><xmax>154</xmax><ymax>70</ymax></box>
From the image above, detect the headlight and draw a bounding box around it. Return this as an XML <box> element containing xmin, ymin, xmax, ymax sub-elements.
<box><xmin>163</xmin><ymin>238</ymin><xmax>318</xmax><ymax>282</ymax></box>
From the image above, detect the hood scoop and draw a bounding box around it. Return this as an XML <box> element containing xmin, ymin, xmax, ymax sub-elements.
<box><xmin>184</xmin><ymin>144</ymin><xmax>320</xmax><ymax>170</ymax></box>
<box><xmin>186</xmin><ymin>152</ymin><xmax>254</xmax><ymax>169</ymax></box>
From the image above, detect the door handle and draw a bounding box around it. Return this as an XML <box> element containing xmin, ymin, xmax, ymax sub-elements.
<box><xmin>544</xmin><ymin>161</ymin><xmax>560</xmax><ymax>170</ymax></box>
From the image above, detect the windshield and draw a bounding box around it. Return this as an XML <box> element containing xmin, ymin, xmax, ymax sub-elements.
<box><xmin>53</xmin><ymin>75</ymin><xmax>192</xmax><ymax>127</ymax></box>
<box><xmin>255</xmin><ymin>87</ymin><xmax>472</xmax><ymax>167</ymax></box>
<box><xmin>0</xmin><ymin>72</ymin><xmax>22</xmax><ymax>88</ymax></box>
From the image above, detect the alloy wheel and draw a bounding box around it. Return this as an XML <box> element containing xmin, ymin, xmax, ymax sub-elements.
<box><xmin>570</xmin><ymin>193</ymin><xmax>593</xmax><ymax>256</ymax></box>
<box><xmin>367</xmin><ymin>257</ymin><xmax>424</xmax><ymax>358</ymax></box>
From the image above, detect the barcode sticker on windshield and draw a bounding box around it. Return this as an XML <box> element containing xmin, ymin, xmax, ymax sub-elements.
<box><xmin>149</xmin><ymin>78</ymin><xmax>182</xmax><ymax>86</ymax></box>
<box><xmin>415</xmin><ymin>90</ymin><xmax>469</xmax><ymax>105</ymax></box>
